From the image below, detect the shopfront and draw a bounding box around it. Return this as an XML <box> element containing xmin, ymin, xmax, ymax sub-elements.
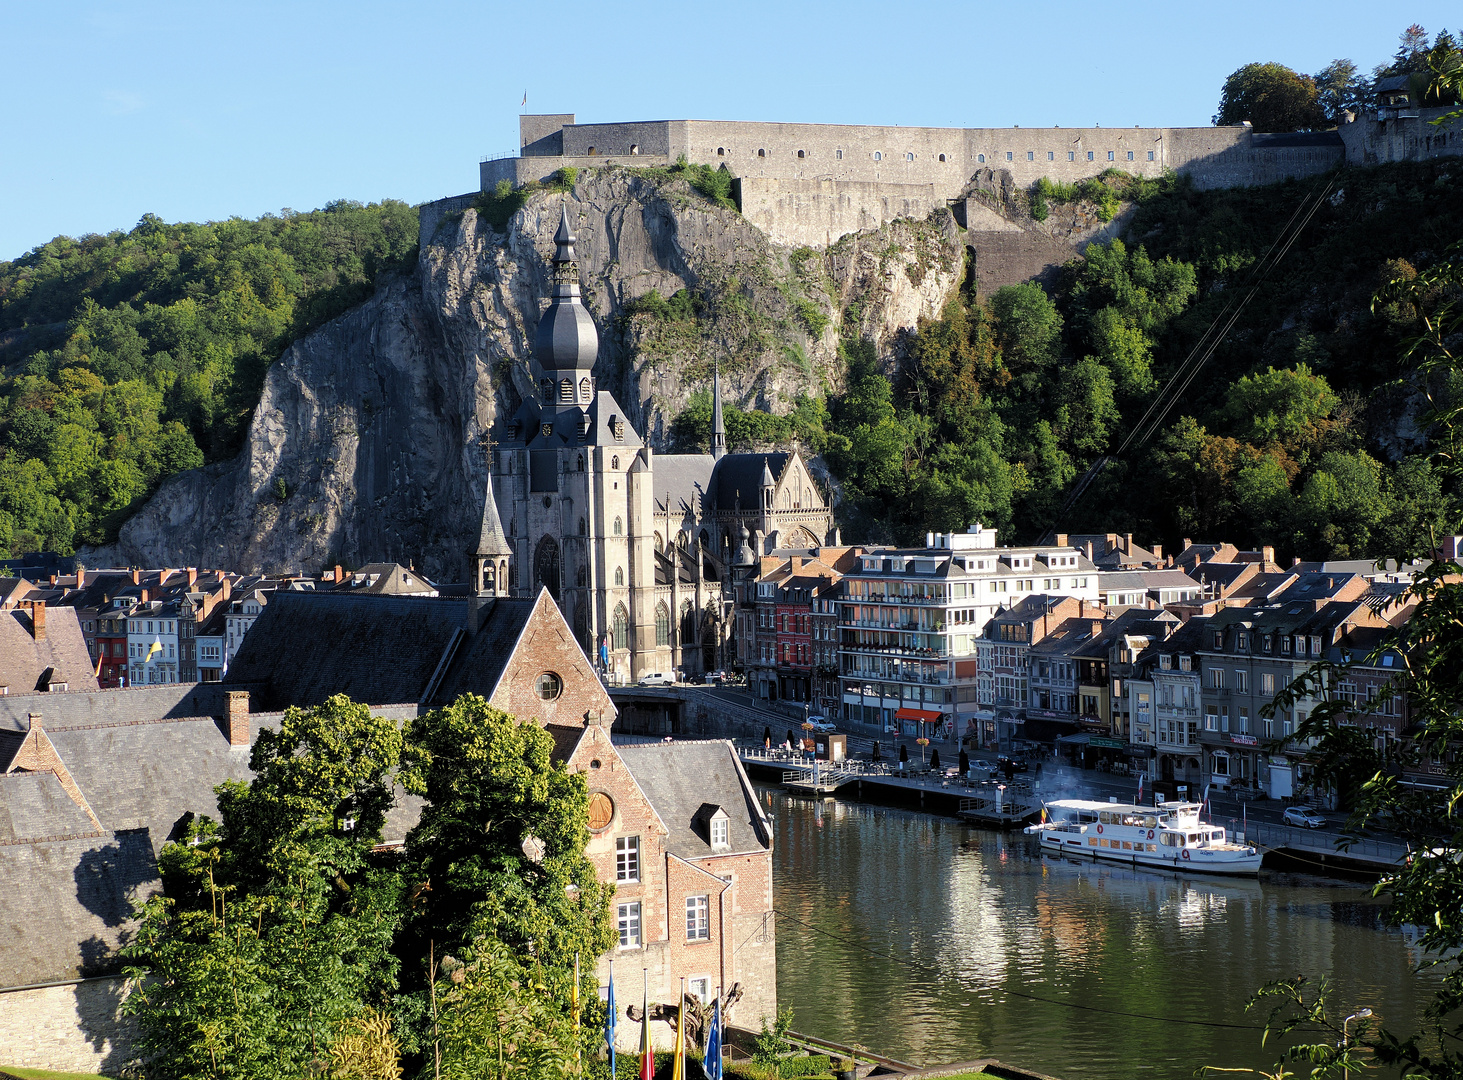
<box><xmin>895</xmin><ymin>706</ymin><xmax>945</xmax><ymax>740</ymax></box>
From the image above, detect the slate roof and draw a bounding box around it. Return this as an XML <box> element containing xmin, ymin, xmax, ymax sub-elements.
<box><xmin>616</xmin><ymin>740</ymin><xmax>770</xmax><ymax>859</ymax></box>
<box><xmin>710</xmin><ymin>452</ymin><xmax>787</xmax><ymax>512</ymax></box>
<box><xmin>424</xmin><ymin>597</ymin><xmax>540</xmax><ymax>706</ymax></box>
<box><xmin>653</xmin><ymin>453</ymin><xmax>716</xmax><ymax>515</ymax></box>
<box><xmin>0</xmin><ymin>606</ymin><xmax>100</xmax><ymax>694</ymax></box>
<box><xmin>225</xmin><ymin>591</ymin><xmax>471</xmax><ymax>709</ymax></box>
<box><xmin>0</xmin><ymin>684</ymin><xmax>235</xmax><ymax>734</ymax></box>
<box><xmin>0</xmin><ymin>771</ymin><xmax>102</xmax><ymax>843</ymax></box>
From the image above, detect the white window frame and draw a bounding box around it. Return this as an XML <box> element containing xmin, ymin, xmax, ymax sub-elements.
<box><xmin>615</xmin><ymin>835</ymin><xmax>640</xmax><ymax>882</ymax></box>
<box><xmin>686</xmin><ymin>894</ymin><xmax>710</xmax><ymax>941</ymax></box>
<box><xmin>617</xmin><ymin>901</ymin><xmax>642</xmax><ymax>948</ymax></box>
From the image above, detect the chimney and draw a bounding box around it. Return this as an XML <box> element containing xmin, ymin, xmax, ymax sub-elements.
<box><xmin>926</xmin><ymin>532</ymin><xmax>935</xmax><ymax>549</ymax></box>
<box><xmin>140</xmin><ymin>588</ymin><xmax>150</xmax><ymax>603</ymax></box>
<box><xmin>790</xmin><ymin>556</ymin><xmax>802</xmax><ymax>572</ymax></box>
<box><xmin>1183</xmin><ymin>538</ymin><xmax>1192</xmax><ymax>551</ymax></box>
<box><xmin>131</xmin><ymin>569</ymin><xmax>140</xmax><ymax>585</ymax></box>
<box><xmin>225</xmin><ymin>690</ymin><xmax>251</xmax><ymax>747</ymax></box>
<box><xmin>28</xmin><ymin>711</ymin><xmax>42</xmax><ymax>732</ymax></box>
<box><xmin>49</xmin><ymin>575</ymin><xmax>58</xmax><ymax>586</ymax></box>
<box><xmin>1124</xmin><ymin>533</ymin><xmax>1134</xmax><ymax>553</ymax></box>
<box><xmin>1055</xmin><ymin>533</ymin><xmax>1068</xmax><ymax>547</ymax></box>
<box><xmin>187</xmin><ymin>567</ymin><xmax>198</xmax><ymax>587</ymax></box>
<box><xmin>1152</xmin><ymin>544</ymin><xmax>1162</xmax><ymax>560</ymax></box>
<box><xmin>1292</xmin><ymin>556</ymin><xmax>1301</xmax><ymax>568</ymax></box>
<box><xmin>220</xmin><ymin>575</ymin><xmax>232</xmax><ymax>602</ymax></box>
<box><xmin>1084</xmin><ymin>542</ymin><xmax>1095</xmax><ymax>562</ymax></box>
<box><xmin>76</xmin><ymin>565</ymin><xmax>86</xmax><ymax>589</ymax></box>
<box><xmin>334</xmin><ymin>564</ymin><xmax>344</xmax><ymax>584</ymax></box>
<box><xmin>28</xmin><ymin>601</ymin><xmax>46</xmax><ymax>642</ymax></box>
<box><xmin>1262</xmin><ymin>545</ymin><xmax>1276</xmax><ymax>567</ymax></box>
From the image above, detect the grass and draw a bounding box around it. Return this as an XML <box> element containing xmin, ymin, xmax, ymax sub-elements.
<box><xmin>1</xmin><ymin>1068</ymin><xmax>118</xmax><ymax>1080</ymax></box>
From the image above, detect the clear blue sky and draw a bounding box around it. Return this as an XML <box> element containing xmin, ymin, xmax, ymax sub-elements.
<box><xmin>3</xmin><ymin>1</ymin><xmax>1456</xmax><ymax>261</ymax></box>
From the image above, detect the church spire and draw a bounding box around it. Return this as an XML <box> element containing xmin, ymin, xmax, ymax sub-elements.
<box><xmin>711</xmin><ymin>360</ymin><xmax>726</xmax><ymax>461</ymax></box>
<box><xmin>533</xmin><ymin>202</ymin><xmax>598</xmax><ymax>411</ymax></box>
<box><xmin>471</xmin><ymin>444</ymin><xmax>511</xmax><ymax>597</ymax></box>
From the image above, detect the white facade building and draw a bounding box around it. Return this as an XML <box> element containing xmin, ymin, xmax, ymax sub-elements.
<box><xmin>127</xmin><ymin>601</ymin><xmax>180</xmax><ymax>685</ymax></box>
<box><xmin>839</xmin><ymin>527</ymin><xmax>1100</xmax><ymax>736</ymax></box>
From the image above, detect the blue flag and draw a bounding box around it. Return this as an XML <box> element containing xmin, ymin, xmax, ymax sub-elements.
<box><xmin>705</xmin><ymin>997</ymin><xmax>722</xmax><ymax>1080</ymax></box>
<box><xmin>605</xmin><ymin>964</ymin><xmax>618</xmax><ymax>1075</ymax></box>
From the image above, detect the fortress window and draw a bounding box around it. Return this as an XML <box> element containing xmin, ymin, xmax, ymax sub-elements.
<box><xmin>873</xmin><ymin>151</ymin><xmax>882</xmax><ymax>161</ymax></box>
<box><xmin>758</xmin><ymin>148</ymin><xmax>766</xmax><ymax>157</ymax></box>
<box><xmin>1026</xmin><ymin>151</ymin><xmax>1034</xmax><ymax>160</ymax></box>
<box><xmin>1047</xmin><ymin>151</ymin><xmax>1054</xmax><ymax>160</ymax></box>
<box><xmin>1087</xmin><ymin>151</ymin><xmax>1094</xmax><ymax>161</ymax></box>
<box><xmin>630</xmin><ymin>144</ymin><xmax>640</xmax><ymax>155</ymax></box>
<box><xmin>1005</xmin><ymin>151</ymin><xmax>1013</xmax><ymax>161</ymax></box>
<box><xmin>1127</xmin><ymin>151</ymin><xmax>1134</xmax><ymax>161</ymax></box>
<box><xmin>1068</xmin><ymin>151</ymin><xmax>1075</xmax><ymax>161</ymax></box>
<box><xmin>1107</xmin><ymin>151</ymin><xmax>1115</xmax><ymax>161</ymax></box>
<box><xmin>587</xmin><ymin>146</ymin><xmax>596</xmax><ymax>155</ymax></box>
<box><xmin>1147</xmin><ymin>150</ymin><xmax>1155</xmax><ymax>161</ymax></box>
<box><xmin>938</xmin><ymin>153</ymin><xmax>946</xmax><ymax>162</ymax></box>
<box><xmin>906</xmin><ymin>152</ymin><xmax>914</xmax><ymax>161</ymax></box>
<box><xmin>977</xmin><ymin>153</ymin><xmax>985</xmax><ymax>163</ymax></box>
<box><xmin>836</xmin><ymin>149</ymin><xmax>843</xmax><ymax>159</ymax></box>
<box><xmin>797</xmin><ymin>149</ymin><xmax>805</xmax><ymax>158</ymax></box>
<box><xmin>717</xmin><ymin>147</ymin><xmax>725</xmax><ymax>156</ymax></box>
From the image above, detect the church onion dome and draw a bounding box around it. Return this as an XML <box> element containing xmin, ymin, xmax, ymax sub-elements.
<box><xmin>533</xmin><ymin>298</ymin><xmax>599</xmax><ymax>370</ymax></box>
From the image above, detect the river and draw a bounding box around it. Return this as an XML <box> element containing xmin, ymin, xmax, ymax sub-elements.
<box><xmin>765</xmin><ymin>787</ymin><xmax>1437</xmax><ymax>1080</ymax></box>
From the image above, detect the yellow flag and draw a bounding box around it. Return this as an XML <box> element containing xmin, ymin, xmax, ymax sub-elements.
<box><xmin>146</xmin><ymin>638</ymin><xmax>163</xmax><ymax>662</ymax></box>
<box><xmin>672</xmin><ymin>979</ymin><xmax>686</xmax><ymax>1080</ymax></box>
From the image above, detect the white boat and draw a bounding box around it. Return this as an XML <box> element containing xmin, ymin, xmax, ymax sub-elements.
<box><xmin>1024</xmin><ymin>798</ymin><xmax>1262</xmax><ymax>876</ymax></box>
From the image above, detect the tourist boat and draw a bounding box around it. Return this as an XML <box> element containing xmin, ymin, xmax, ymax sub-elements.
<box><xmin>1024</xmin><ymin>798</ymin><xmax>1262</xmax><ymax>876</ymax></box>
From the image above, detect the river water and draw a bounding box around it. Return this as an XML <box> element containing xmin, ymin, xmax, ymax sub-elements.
<box><xmin>765</xmin><ymin>787</ymin><xmax>1437</xmax><ymax>1080</ymax></box>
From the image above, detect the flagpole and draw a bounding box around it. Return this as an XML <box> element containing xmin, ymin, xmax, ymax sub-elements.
<box><xmin>574</xmin><ymin>952</ymin><xmax>581</xmax><ymax>1076</ymax></box>
<box><xmin>607</xmin><ymin>959</ymin><xmax>616</xmax><ymax>1079</ymax></box>
<box><xmin>672</xmin><ymin>977</ymin><xmax>686</xmax><ymax>1080</ymax></box>
<box><xmin>640</xmin><ymin>967</ymin><xmax>653</xmax><ymax>1080</ymax></box>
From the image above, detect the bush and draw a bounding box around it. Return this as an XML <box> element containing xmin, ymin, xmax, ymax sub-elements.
<box><xmin>1030</xmin><ymin>187</ymin><xmax>1049</xmax><ymax>221</ymax></box>
<box><xmin>672</xmin><ymin>155</ymin><xmax>738</xmax><ymax>211</ymax></box>
<box><xmin>795</xmin><ymin>298</ymin><xmax>828</xmax><ymax>338</ymax></box>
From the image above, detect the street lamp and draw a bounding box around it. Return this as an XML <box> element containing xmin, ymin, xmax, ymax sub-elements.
<box><xmin>1342</xmin><ymin>1008</ymin><xmax>1372</xmax><ymax>1080</ymax></box>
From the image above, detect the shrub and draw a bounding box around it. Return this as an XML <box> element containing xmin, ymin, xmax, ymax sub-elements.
<box><xmin>795</xmin><ymin>298</ymin><xmax>829</xmax><ymax>338</ymax></box>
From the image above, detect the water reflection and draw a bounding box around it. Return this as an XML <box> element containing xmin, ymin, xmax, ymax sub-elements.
<box><xmin>769</xmin><ymin>788</ymin><xmax>1435</xmax><ymax>1079</ymax></box>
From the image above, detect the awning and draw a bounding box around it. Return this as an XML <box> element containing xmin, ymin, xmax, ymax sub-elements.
<box><xmin>895</xmin><ymin>707</ymin><xmax>943</xmax><ymax>722</ymax></box>
<box><xmin>1055</xmin><ymin>733</ymin><xmax>1091</xmax><ymax>746</ymax></box>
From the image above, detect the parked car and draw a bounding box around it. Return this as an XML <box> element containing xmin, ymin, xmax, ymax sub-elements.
<box><xmin>806</xmin><ymin>716</ymin><xmax>837</xmax><ymax>733</ymax></box>
<box><xmin>997</xmin><ymin>755</ymin><xmax>1029</xmax><ymax>773</ymax></box>
<box><xmin>637</xmin><ymin>672</ymin><xmax>674</xmax><ymax>687</ymax></box>
<box><xmin>969</xmin><ymin>760</ymin><xmax>999</xmax><ymax>774</ymax></box>
<box><xmin>1283</xmin><ymin>805</ymin><xmax>1327</xmax><ymax>829</ymax></box>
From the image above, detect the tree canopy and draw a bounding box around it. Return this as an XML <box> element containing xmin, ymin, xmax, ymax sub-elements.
<box><xmin>1213</xmin><ymin>62</ymin><xmax>1326</xmax><ymax>132</ymax></box>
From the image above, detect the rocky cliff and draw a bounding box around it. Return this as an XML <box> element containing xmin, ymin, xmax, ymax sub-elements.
<box><xmin>85</xmin><ymin>168</ymin><xmax>965</xmax><ymax>579</ymax></box>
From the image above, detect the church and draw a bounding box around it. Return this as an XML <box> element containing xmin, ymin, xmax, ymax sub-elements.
<box><xmin>474</xmin><ymin>203</ymin><xmax>835</xmax><ymax>681</ymax></box>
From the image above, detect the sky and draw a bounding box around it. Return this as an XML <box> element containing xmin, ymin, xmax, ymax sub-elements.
<box><xmin>2</xmin><ymin>0</ymin><xmax>1458</xmax><ymax>261</ymax></box>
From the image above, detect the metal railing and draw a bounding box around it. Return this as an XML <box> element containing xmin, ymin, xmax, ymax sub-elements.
<box><xmin>1246</xmin><ymin>821</ymin><xmax>1407</xmax><ymax>866</ymax></box>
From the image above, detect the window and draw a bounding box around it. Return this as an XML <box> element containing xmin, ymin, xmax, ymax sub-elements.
<box><xmin>978</xmin><ymin>153</ymin><xmax>985</xmax><ymax>163</ymax></box>
<box><xmin>1087</xmin><ymin>151</ymin><xmax>1094</xmax><ymax>161</ymax></box>
<box><xmin>1261</xmin><ymin>673</ymin><xmax>1275</xmax><ymax>694</ymax></box>
<box><xmin>758</xmin><ymin>148</ymin><xmax>766</xmax><ymax>157</ymax></box>
<box><xmin>938</xmin><ymin>153</ymin><xmax>947</xmax><ymax>162</ymax></box>
<box><xmin>1213</xmin><ymin>631</ymin><xmax>1224</xmax><ymax>649</ymax></box>
<box><xmin>1281</xmin><ymin>636</ymin><xmax>1292</xmax><ymax>654</ymax></box>
<box><xmin>1179</xmin><ymin>655</ymin><xmax>1192</xmax><ymax>672</ymax></box>
<box><xmin>614</xmin><ymin>517</ymin><xmax>623</xmax><ymax>535</ymax></box>
<box><xmin>618</xmin><ymin>902</ymin><xmax>642</xmax><ymax>948</ymax></box>
<box><xmin>874</xmin><ymin>151</ymin><xmax>882</xmax><ymax>161</ymax></box>
<box><xmin>1310</xmin><ymin>636</ymin><xmax>1322</xmax><ymax>656</ymax></box>
<box><xmin>1235</xmin><ymin>670</ymin><xmax>1248</xmax><ymax>693</ymax></box>
<box><xmin>836</xmin><ymin>149</ymin><xmax>843</xmax><ymax>159</ymax></box>
<box><xmin>1127</xmin><ymin>151</ymin><xmax>1134</xmax><ymax>160</ymax></box>
<box><xmin>1159</xmin><ymin>654</ymin><xmax>1172</xmax><ymax>670</ymax></box>
<box><xmin>797</xmin><ymin>149</ymin><xmax>805</xmax><ymax>158</ymax></box>
<box><xmin>1067</xmin><ymin>150</ymin><xmax>1075</xmax><ymax>161</ymax></box>
<box><xmin>613</xmin><ymin>604</ymin><xmax>629</xmax><ymax>650</ymax></box>
<box><xmin>1147</xmin><ymin>150</ymin><xmax>1155</xmax><ymax>161</ymax></box>
<box><xmin>535</xmin><ymin>672</ymin><xmax>563</xmax><ymax>700</ymax></box>
<box><xmin>906</xmin><ymin>152</ymin><xmax>914</xmax><ymax>161</ymax></box>
<box><xmin>711</xmin><ymin>814</ymin><xmax>728</xmax><ymax>848</ymax></box>
<box><xmin>615</xmin><ymin>566</ymin><xmax>624</xmax><ymax>586</ymax></box>
<box><xmin>689</xmin><ymin>976</ymin><xmax>712</xmax><ymax>1002</ymax></box>
<box><xmin>1005</xmin><ymin>151</ymin><xmax>1013</xmax><ymax>161</ymax></box>
<box><xmin>1237</xmin><ymin>632</ymin><xmax>1248</xmax><ymax>651</ymax></box>
<box><xmin>655</xmin><ymin>602</ymin><xmax>670</xmax><ymax>647</ymax></box>
<box><xmin>717</xmin><ymin>147</ymin><xmax>725</xmax><ymax>156</ymax></box>
<box><xmin>616</xmin><ymin>836</ymin><xmax>640</xmax><ymax>882</ymax></box>
<box><xmin>1026</xmin><ymin>150</ymin><xmax>1034</xmax><ymax>160</ymax></box>
<box><xmin>1205</xmin><ymin>711</ymin><xmax>1219</xmax><ymax>731</ymax></box>
<box><xmin>1107</xmin><ymin>151</ymin><xmax>1115</xmax><ymax>161</ymax></box>
<box><xmin>1210</xmin><ymin>668</ymin><xmax>1225</xmax><ymax>689</ymax></box>
<box><xmin>1047</xmin><ymin>151</ymin><xmax>1055</xmax><ymax>160</ymax></box>
<box><xmin>686</xmin><ymin>895</ymin><xmax>710</xmax><ymax>940</ymax></box>
<box><xmin>611</xmin><ymin>455</ymin><xmax>619</xmax><ymax>469</ymax></box>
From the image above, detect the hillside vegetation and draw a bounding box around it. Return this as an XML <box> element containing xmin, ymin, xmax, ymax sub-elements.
<box><xmin>673</xmin><ymin>161</ymin><xmax>1462</xmax><ymax>562</ymax></box>
<box><xmin>0</xmin><ymin>200</ymin><xmax>417</xmax><ymax>554</ymax></box>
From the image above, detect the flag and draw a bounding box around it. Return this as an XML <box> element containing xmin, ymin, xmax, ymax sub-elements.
<box><xmin>521</xmin><ymin>90</ymin><xmax>528</xmax><ymax>107</ymax></box>
<box><xmin>605</xmin><ymin>961</ymin><xmax>617</xmax><ymax>1077</ymax></box>
<box><xmin>145</xmin><ymin>638</ymin><xmax>162</xmax><ymax>662</ymax></box>
<box><xmin>671</xmin><ymin>979</ymin><xmax>685</xmax><ymax>1080</ymax></box>
<box><xmin>705</xmin><ymin>995</ymin><xmax>722</xmax><ymax>1080</ymax></box>
<box><xmin>1136</xmin><ymin>771</ymin><xmax>1144</xmax><ymax>802</ymax></box>
<box><xmin>639</xmin><ymin>969</ymin><xmax>654</xmax><ymax>1080</ymax></box>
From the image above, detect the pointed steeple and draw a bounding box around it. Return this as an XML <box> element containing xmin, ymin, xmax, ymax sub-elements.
<box><xmin>711</xmin><ymin>360</ymin><xmax>726</xmax><ymax>461</ymax></box>
<box><xmin>471</xmin><ymin>451</ymin><xmax>512</xmax><ymax>597</ymax></box>
<box><xmin>533</xmin><ymin>201</ymin><xmax>598</xmax><ymax>411</ymax></box>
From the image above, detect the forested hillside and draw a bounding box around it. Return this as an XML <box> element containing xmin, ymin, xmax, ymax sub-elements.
<box><xmin>0</xmin><ymin>201</ymin><xmax>417</xmax><ymax>554</ymax></box>
<box><xmin>671</xmin><ymin>160</ymin><xmax>1463</xmax><ymax>562</ymax></box>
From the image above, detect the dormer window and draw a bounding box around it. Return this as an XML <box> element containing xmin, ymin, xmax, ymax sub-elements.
<box><xmin>710</xmin><ymin>812</ymin><xmax>729</xmax><ymax>849</ymax></box>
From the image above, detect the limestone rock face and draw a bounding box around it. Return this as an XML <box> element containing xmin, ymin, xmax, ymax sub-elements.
<box><xmin>86</xmin><ymin>169</ymin><xmax>965</xmax><ymax>578</ymax></box>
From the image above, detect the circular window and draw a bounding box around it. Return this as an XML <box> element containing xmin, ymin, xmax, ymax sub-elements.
<box><xmin>588</xmin><ymin>791</ymin><xmax>615</xmax><ymax>831</ymax></box>
<box><xmin>535</xmin><ymin>672</ymin><xmax>563</xmax><ymax>700</ymax></box>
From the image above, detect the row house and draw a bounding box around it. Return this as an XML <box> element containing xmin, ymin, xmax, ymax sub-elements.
<box><xmin>841</xmin><ymin>528</ymin><xmax>1100</xmax><ymax>738</ymax></box>
<box><xmin>1130</xmin><ymin>617</ymin><xmax>1210</xmax><ymax>787</ymax></box>
<box><xmin>1064</xmin><ymin>609</ymin><xmax>1176</xmax><ymax>769</ymax></box>
<box><xmin>1017</xmin><ymin>613</ymin><xmax>1106</xmax><ymax>747</ymax></box>
<box><xmin>980</xmin><ymin>595</ymin><xmax>1097</xmax><ymax>750</ymax></box>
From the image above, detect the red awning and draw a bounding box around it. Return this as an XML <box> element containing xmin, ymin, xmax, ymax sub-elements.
<box><xmin>895</xmin><ymin>708</ymin><xmax>943</xmax><ymax>722</ymax></box>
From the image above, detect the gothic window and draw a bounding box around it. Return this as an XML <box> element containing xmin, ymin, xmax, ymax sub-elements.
<box><xmin>655</xmin><ymin>602</ymin><xmax>670</xmax><ymax>647</ymax></box>
<box><xmin>576</xmin><ymin>454</ymin><xmax>584</xmax><ymax>471</ymax></box>
<box><xmin>587</xmin><ymin>146</ymin><xmax>596</xmax><ymax>155</ymax></box>
<box><xmin>612</xmin><ymin>456</ymin><xmax>619</xmax><ymax>469</ymax></box>
<box><xmin>654</xmin><ymin>531</ymin><xmax>664</xmax><ymax>552</ymax></box>
<box><xmin>577</xmin><ymin>563</ymin><xmax>588</xmax><ymax>586</ymax></box>
<box><xmin>579</xmin><ymin>517</ymin><xmax>586</xmax><ymax>535</ymax></box>
<box><xmin>681</xmin><ymin>600</ymin><xmax>696</xmax><ymax>644</ymax></box>
<box><xmin>612</xmin><ymin>604</ymin><xmax>629</xmax><ymax>651</ymax></box>
<box><xmin>534</xmin><ymin>535</ymin><xmax>561</xmax><ymax>601</ymax></box>
<box><xmin>615</xmin><ymin>566</ymin><xmax>624</xmax><ymax>586</ymax></box>
<box><xmin>614</xmin><ymin>516</ymin><xmax>623</xmax><ymax>535</ymax></box>
<box><xmin>805</xmin><ymin>487</ymin><xmax>812</xmax><ymax>507</ymax></box>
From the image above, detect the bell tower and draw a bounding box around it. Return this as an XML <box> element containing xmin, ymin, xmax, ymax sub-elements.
<box><xmin>471</xmin><ymin>440</ymin><xmax>512</xmax><ymax>597</ymax></box>
<box><xmin>532</xmin><ymin>204</ymin><xmax>599</xmax><ymax>414</ymax></box>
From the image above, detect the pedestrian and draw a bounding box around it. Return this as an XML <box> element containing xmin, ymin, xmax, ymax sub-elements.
<box><xmin>872</xmin><ymin>741</ymin><xmax>881</xmax><ymax>762</ymax></box>
<box><xmin>959</xmin><ymin>748</ymin><xmax>969</xmax><ymax>775</ymax></box>
<box><xmin>764</xmin><ymin>725</ymin><xmax>772</xmax><ymax>751</ymax></box>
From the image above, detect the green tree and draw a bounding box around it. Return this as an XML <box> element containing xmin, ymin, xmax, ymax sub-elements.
<box><xmin>398</xmin><ymin>695</ymin><xmax>614</xmax><ymax>1068</ymax></box>
<box><xmin>1213</xmin><ymin>62</ymin><xmax>1326</xmax><ymax>132</ymax></box>
<box><xmin>1315</xmin><ymin>58</ymin><xmax>1366</xmax><ymax>120</ymax></box>
<box><xmin>1221</xmin><ymin>364</ymin><xmax>1337</xmax><ymax>464</ymax></box>
<box><xmin>122</xmin><ymin>695</ymin><xmax>407</xmax><ymax>1080</ymax></box>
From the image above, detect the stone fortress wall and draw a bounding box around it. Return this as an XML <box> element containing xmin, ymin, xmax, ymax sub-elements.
<box><xmin>483</xmin><ymin>112</ymin><xmax>1463</xmax><ymax>254</ymax></box>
